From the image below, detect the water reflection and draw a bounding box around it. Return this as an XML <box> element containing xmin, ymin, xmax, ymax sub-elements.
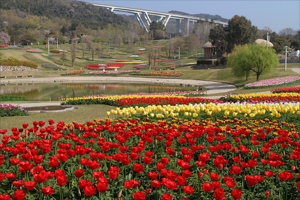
<box><xmin>0</xmin><ymin>83</ymin><xmax>195</xmax><ymax>101</ymax></box>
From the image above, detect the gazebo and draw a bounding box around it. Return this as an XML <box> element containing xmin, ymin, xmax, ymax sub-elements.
<box><xmin>202</xmin><ymin>42</ymin><xmax>216</xmax><ymax>58</ymax></box>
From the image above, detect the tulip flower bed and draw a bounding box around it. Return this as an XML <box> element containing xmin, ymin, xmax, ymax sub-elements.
<box><xmin>50</xmin><ymin>50</ymin><xmax>60</xmax><ymax>53</ymax></box>
<box><xmin>61</xmin><ymin>70</ymin><xmax>85</xmax><ymax>76</ymax></box>
<box><xmin>114</xmin><ymin>97</ymin><xmax>215</xmax><ymax>107</ymax></box>
<box><xmin>85</xmin><ymin>65</ymin><xmax>107</xmax><ymax>70</ymax></box>
<box><xmin>132</xmin><ymin>51</ymin><xmax>148</xmax><ymax>55</ymax></box>
<box><xmin>61</xmin><ymin>94</ymin><xmax>213</xmax><ymax>107</ymax></box>
<box><xmin>130</xmin><ymin>71</ymin><xmax>183</xmax><ymax>77</ymax></box>
<box><xmin>271</xmin><ymin>87</ymin><xmax>300</xmax><ymax>93</ymax></box>
<box><xmin>133</xmin><ymin>65</ymin><xmax>148</xmax><ymax>69</ymax></box>
<box><xmin>1</xmin><ymin>103</ymin><xmax>300</xmax><ymax>199</ymax></box>
<box><xmin>81</xmin><ymin>70</ymin><xmax>140</xmax><ymax>76</ymax></box>
<box><xmin>0</xmin><ymin>104</ymin><xmax>28</xmax><ymax>117</ymax></box>
<box><xmin>219</xmin><ymin>93</ymin><xmax>300</xmax><ymax>104</ymax></box>
<box><xmin>26</xmin><ymin>50</ymin><xmax>42</xmax><ymax>53</ymax></box>
<box><xmin>245</xmin><ymin>76</ymin><xmax>300</xmax><ymax>89</ymax></box>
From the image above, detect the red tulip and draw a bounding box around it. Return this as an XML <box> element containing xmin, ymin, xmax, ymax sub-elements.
<box><xmin>225</xmin><ymin>180</ymin><xmax>236</xmax><ymax>188</ymax></box>
<box><xmin>24</xmin><ymin>181</ymin><xmax>36</xmax><ymax>190</ymax></box>
<box><xmin>0</xmin><ymin>194</ymin><xmax>10</xmax><ymax>200</ymax></box>
<box><xmin>56</xmin><ymin>175</ymin><xmax>68</xmax><ymax>186</ymax></box>
<box><xmin>42</xmin><ymin>186</ymin><xmax>55</xmax><ymax>195</ymax></box>
<box><xmin>83</xmin><ymin>185</ymin><xmax>96</xmax><ymax>197</ymax></box>
<box><xmin>12</xmin><ymin>180</ymin><xmax>24</xmax><ymax>187</ymax></box>
<box><xmin>12</xmin><ymin>190</ymin><xmax>26</xmax><ymax>200</ymax></box>
<box><xmin>124</xmin><ymin>180</ymin><xmax>134</xmax><ymax>189</ymax></box>
<box><xmin>231</xmin><ymin>189</ymin><xmax>242</xmax><ymax>199</ymax></box>
<box><xmin>210</xmin><ymin>172</ymin><xmax>220</xmax><ymax>181</ymax></box>
<box><xmin>245</xmin><ymin>175</ymin><xmax>257</xmax><ymax>186</ymax></box>
<box><xmin>151</xmin><ymin>180</ymin><xmax>162</xmax><ymax>188</ymax></box>
<box><xmin>148</xmin><ymin>171</ymin><xmax>159</xmax><ymax>180</ymax></box>
<box><xmin>183</xmin><ymin>185</ymin><xmax>194</xmax><ymax>194</ymax></box>
<box><xmin>95</xmin><ymin>182</ymin><xmax>108</xmax><ymax>192</ymax></box>
<box><xmin>202</xmin><ymin>182</ymin><xmax>213</xmax><ymax>192</ymax></box>
<box><xmin>75</xmin><ymin>169</ymin><xmax>84</xmax><ymax>178</ymax></box>
<box><xmin>162</xmin><ymin>193</ymin><xmax>172</xmax><ymax>200</ymax></box>
<box><xmin>133</xmin><ymin>191</ymin><xmax>145</xmax><ymax>200</ymax></box>
<box><xmin>213</xmin><ymin>188</ymin><xmax>226</xmax><ymax>200</ymax></box>
<box><xmin>79</xmin><ymin>179</ymin><xmax>92</xmax><ymax>189</ymax></box>
<box><xmin>6</xmin><ymin>173</ymin><xmax>16</xmax><ymax>180</ymax></box>
<box><xmin>108</xmin><ymin>166</ymin><xmax>120</xmax><ymax>180</ymax></box>
<box><xmin>278</xmin><ymin>171</ymin><xmax>294</xmax><ymax>181</ymax></box>
<box><xmin>264</xmin><ymin>171</ymin><xmax>274</xmax><ymax>177</ymax></box>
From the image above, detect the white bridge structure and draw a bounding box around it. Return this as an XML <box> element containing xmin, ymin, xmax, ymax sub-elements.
<box><xmin>87</xmin><ymin>3</ymin><xmax>228</xmax><ymax>33</ymax></box>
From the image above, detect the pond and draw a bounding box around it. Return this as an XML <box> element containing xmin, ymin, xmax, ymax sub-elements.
<box><xmin>0</xmin><ymin>83</ymin><xmax>197</xmax><ymax>101</ymax></box>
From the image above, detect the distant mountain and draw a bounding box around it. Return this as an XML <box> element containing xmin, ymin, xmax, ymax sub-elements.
<box><xmin>0</xmin><ymin>0</ymin><xmax>129</xmax><ymax>29</ymax></box>
<box><xmin>168</xmin><ymin>10</ymin><xmax>228</xmax><ymax>22</ymax></box>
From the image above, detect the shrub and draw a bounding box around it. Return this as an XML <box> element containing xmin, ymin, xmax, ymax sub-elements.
<box><xmin>0</xmin><ymin>95</ymin><xmax>29</xmax><ymax>101</ymax></box>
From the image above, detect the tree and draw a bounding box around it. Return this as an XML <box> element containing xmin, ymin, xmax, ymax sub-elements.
<box><xmin>228</xmin><ymin>43</ymin><xmax>278</xmax><ymax>82</ymax></box>
<box><xmin>149</xmin><ymin>21</ymin><xmax>166</xmax><ymax>40</ymax></box>
<box><xmin>226</xmin><ymin>15</ymin><xmax>257</xmax><ymax>52</ymax></box>
<box><xmin>71</xmin><ymin>40</ymin><xmax>77</xmax><ymax>67</ymax></box>
<box><xmin>0</xmin><ymin>32</ymin><xmax>10</xmax><ymax>44</ymax></box>
<box><xmin>209</xmin><ymin>25</ymin><xmax>227</xmax><ymax>55</ymax></box>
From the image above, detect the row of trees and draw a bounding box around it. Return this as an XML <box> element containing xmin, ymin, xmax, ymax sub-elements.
<box><xmin>208</xmin><ymin>15</ymin><xmax>299</xmax><ymax>56</ymax></box>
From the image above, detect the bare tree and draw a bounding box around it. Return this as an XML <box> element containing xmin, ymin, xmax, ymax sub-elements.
<box><xmin>81</xmin><ymin>42</ymin><xmax>85</xmax><ymax>58</ymax></box>
<box><xmin>279</xmin><ymin>28</ymin><xmax>296</xmax><ymax>38</ymax></box>
<box><xmin>71</xmin><ymin>40</ymin><xmax>77</xmax><ymax>67</ymax></box>
<box><xmin>98</xmin><ymin>43</ymin><xmax>101</xmax><ymax>59</ymax></box>
<box><xmin>91</xmin><ymin>44</ymin><xmax>95</xmax><ymax>61</ymax></box>
<box><xmin>62</xmin><ymin>49</ymin><xmax>65</xmax><ymax>66</ymax></box>
<box><xmin>148</xmin><ymin>50</ymin><xmax>153</xmax><ymax>69</ymax></box>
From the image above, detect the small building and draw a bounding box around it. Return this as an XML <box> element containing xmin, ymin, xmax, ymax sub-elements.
<box><xmin>201</xmin><ymin>42</ymin><xmax>222</xmax><ymax>58</ymax></box>
<box><xmin>20</xmin><ymin>40</ymin><xmax>32</xmax><ymax>46</ymax></box>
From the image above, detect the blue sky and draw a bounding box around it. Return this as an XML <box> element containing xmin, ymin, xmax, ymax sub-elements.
<box><xmin>82</xmin><ymin>0</ymin><xmax>299</xmax><ymax>33</ymax></box>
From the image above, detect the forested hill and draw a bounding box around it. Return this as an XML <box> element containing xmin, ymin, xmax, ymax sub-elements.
<box><xmin>0</xmin><ymin>0</ymin><xmax>129</xmax><ymax>29</ymax></box>
<box><xmin>168</xmin><ymin>10</ymin><xmax>228</xmax><ymax>23</ymax></box>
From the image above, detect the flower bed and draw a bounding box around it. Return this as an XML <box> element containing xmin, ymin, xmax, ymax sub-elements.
<box><xmin>81</xmin><ymin>70</ymin><xmax>140</xmax><ymax>76</ymax></box>
<box><xmin>132</xmin><ymin>51</ymin><xmax>148</xmax><ymax>55</ymax></box>
<box><xmin>133</xmin><ymin>65</ymin><xmax>148</xmax><ymax>69</ymax></box>
<box><xmin>271</xmin><ymin>87</ymin><xmax>300</xmax><ymax>93</ymax></box>
<box><xmin>245</xmin><ymin>76</ymin><xmax>300</xmax><ymax>89</ymax></box>
<box><xmin>61</xmin><ymin>70</ymin><xmax>85</xmax><ymax>76</ymax></box>
<box><xmin>130</xmin><ymin>71</ymin><xmax>183</xmax><ymax>77</ymax></box>
<box><xmin>0</xmin><ymin>103</ymin><xmax>300</xmax><ymax>199</ymax></box>
<box><xmin>41</xmin><ymin>63</ymin><xmax>62</xmax><ymax>70</ymax></box>
<box><xmin>218</xmin><ymin>93</ymin><xmax>300</xmax><ymax>104</ymax></box>
<box><xmin>85</xmin><ymin>64</ymin><xmax>107</xmax><ymax>70</ymax></box>
<box><xmin>0</xmin><ymin>104</ymin><xmax>28</xmax><ymax>117</ymax></box>
<box><xmin>0</xmin><ymin>45</ymin><xmax>7</xmax><ymax>48</ymax></box>
<box><xmin>27</xmin><ymin>49</ymin><xmax>42</xmax><ymax>53</ymax></box>
<box><xmin>7</xmin><ymin>46</ymin><xmax>22</xmax><ymax>49</ymax></box>
<box><xmin>50</xmin><ymin>50</ymin><xmax>60</xmax><ymax>53</ymax></box>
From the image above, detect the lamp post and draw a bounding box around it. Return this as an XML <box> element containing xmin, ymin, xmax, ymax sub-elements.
<box><xmin>178</xmin><ymin>47</ymin><xmax>180</xmax><ymax>59</ymax></box>
<box><xmin>267</xmin><ymin>32</ymin><xmax>269</xmax><ymax>50</ymax></box>
<box><xmin>285</xmin><ymin>46</ymin><xmax>287</xmax><ymax>71</ymax></box>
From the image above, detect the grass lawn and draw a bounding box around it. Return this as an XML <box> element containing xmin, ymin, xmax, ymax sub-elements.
<box><xmin>0</xmin><ymin>104</ymin><xmax>115</xmax><ymax>134</ymax></box>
